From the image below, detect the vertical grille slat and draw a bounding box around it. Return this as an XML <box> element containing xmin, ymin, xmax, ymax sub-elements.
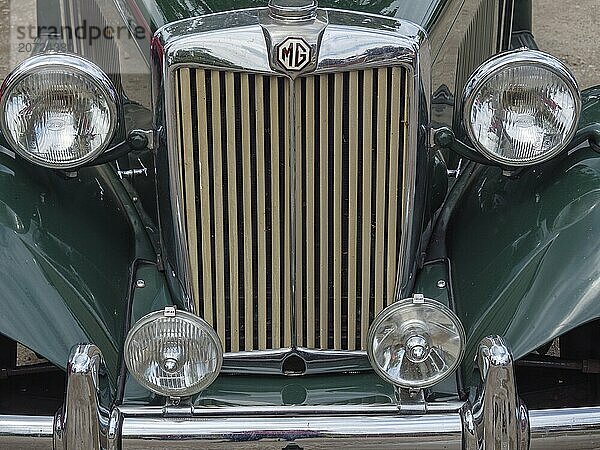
<box><xmin>283</xmin><ymin>80</ymin><xmax>293</xmax><ymax>348</ymax></box>
<box><xmin>318</xmin><ymin>75</ymin><xmax>329</xmax><ymax>349</ymax></box>
<box><xmin>294</xmin><ymin>80</ymin><xmax>304</xmax><ymax>348</ymax></box>
<box><xmin>180</xmin><ymin>70</ymin><xmax>198</xmax><ymax>300</ymax></box>
<box><xmin>332</xmin><ymin>73</ymin><xmax>343</xmax><ymax>350</ymax></box>
<box><xmin>360</xmin><ymin>69</ymin><xmax>374</xmax><ymax>350</ymax></box>
<box><xmin>374</xmin><ymin>68</ymin><xmax>388</xmax><ymax>316</ymax></box>
<box><xmin>176</xmin><ymin>67</ymin><xmax>407</xmax><ymax>352</ymax></box>
<box><xmin>195</xmin><ymin>69</ymin><xmax>214</xmax><ymax>324</ymax></box>
<box><xmin>305</xmin><ymin>76</ymin><xmax>316</xmax><ymax>349</ymax></box>
<box><xmin>269</xmin><ymin>77</ymin><xmax>282</xmax><ymax>350</ymax></box>
<box><xmin>209</xmin><ymin>71</ymin><xmax>227</xmax><ymax>346</ymax></box>
<box><xmin>240</xmin><ymin>73</ymin><xmax>254</xmax><ymax>352</ymax></box>
<box><xmin>386</xmin><ymin>67</ymin><xmax>403</xmax><ymax>306</ymax></box>
<box><xmin>255</xmin><ymin>75</ymin><xmax>268</xmax><ymax>350</ymax></box>
<box><xmin>347</xmin><ymin>71</ymin><xmax>359</xmax><ymax>351</ymax></box>
<box><xmin>224</xmin><ymin>72</ymin><xmax>239</xmax><ymax>352</ymax></box>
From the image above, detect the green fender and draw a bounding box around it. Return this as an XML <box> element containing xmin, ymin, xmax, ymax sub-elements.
<box><xmin>449</xmin><ymin>86</ymin><xmax>600</xmax><ymax>385</ymax></box>
<box><xmin>0</xmin><ymin>151</ymin><xmax>154</xmax><ymax>381</ymax></box>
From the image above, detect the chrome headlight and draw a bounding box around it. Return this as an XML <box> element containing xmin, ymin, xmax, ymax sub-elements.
<box><xmin>124</xmin><ymin>308</ymin><xmax>223</xmax><ymax>397</ymax></box>
<box><xmin>463</xmin><ymin>49</ymin><xmax>580</xmax><ymax>166</ymax></box>
<box><xmin>368</xmin><ymin>296</ymin><xmax>465</xmax><ymax>389</ymax></box>
<box><xmin>0</xmin><ymin>54</ymin><xmax>118</xmax><ymax>169</ymax></box>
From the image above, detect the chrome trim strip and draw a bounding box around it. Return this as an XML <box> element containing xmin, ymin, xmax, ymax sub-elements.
<box><xmin>529</xmin><ymin>407</ymin><xmax>600</xmax><ymax>449</ymax></box>
<box><xmin>117</xmin><ymin>402</ymin><xmax>466</xmax><ymax>416</ymax></box>
<box><xmin>119</xmin><ymin>412</ymin><xmax>464</xmax><ymax>449</ymax></box>
<box><xmin>0</xmin><ymin>415</ymin><xmax>53</xmax><ymax>448</ymax></box>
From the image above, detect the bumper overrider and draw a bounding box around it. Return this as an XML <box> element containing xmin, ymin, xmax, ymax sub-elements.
<box><xmin>2</xmin><ymin>338</ymin><xmax>600</xmax><ymax>449</ymax></box>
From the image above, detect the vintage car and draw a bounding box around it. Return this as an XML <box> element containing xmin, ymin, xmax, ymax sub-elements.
<box><xmin>0</xmin><ymin>0</ymin><xmax>599</xmax><ymax>447</ymax></box>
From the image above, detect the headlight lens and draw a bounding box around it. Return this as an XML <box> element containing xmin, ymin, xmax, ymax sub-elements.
<box><xmin>463</xmin><ymin>49</ymin><xmax>580</xmax><ymax>166</ymax></box>
<box><xmin>0</xmin><ymin>54</ymin><xmax>118</xmax><ymax>169</ymax></box>
<box><xmin>368</xmin><ymin>296</ymin><xmax>465</xmax><ymax>389</ymax></box>
<box><xmin>124</xmin><ymin>308</ymin><xmax>223</xmax><ymax>397</ymax></box>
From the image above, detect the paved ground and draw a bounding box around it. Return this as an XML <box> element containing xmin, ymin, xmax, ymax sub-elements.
<box><xmin>533</xmin><ymin>0</ymin><xmax>598</xmax><ymax>89</ymax></box>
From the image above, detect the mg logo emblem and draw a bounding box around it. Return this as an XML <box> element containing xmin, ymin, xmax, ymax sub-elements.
<box><xmin>276</xmin><ymin>37</ymin><xmax>311</xmax><ymax>71</ymax></box>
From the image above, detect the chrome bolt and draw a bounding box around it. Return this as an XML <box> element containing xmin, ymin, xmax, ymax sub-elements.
<box><xmin>135</xmin><ymin>279</ymin><xmax>146</xmax><ymax>288</ymax></box>
<box><xmin>405</xmin><ymin>335</ymin><xmax>430</xmax><ymax>363</ymax></box>
<box><xmin>437</xmin><ymin>280</ymin><xmax>446</xmax><ymax>289</ymax></box>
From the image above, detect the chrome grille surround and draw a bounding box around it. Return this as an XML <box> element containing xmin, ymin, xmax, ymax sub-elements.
<box><xmin>152</xmin><ymin>8</ymin><xmax>430</xmax><ymax>371</ymax></box>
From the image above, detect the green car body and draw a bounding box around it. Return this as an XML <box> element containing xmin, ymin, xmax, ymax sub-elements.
<box><xmin>0</xmin><ymin>0</ymin><xmax>599</xmax><ymax>422</ymax></box>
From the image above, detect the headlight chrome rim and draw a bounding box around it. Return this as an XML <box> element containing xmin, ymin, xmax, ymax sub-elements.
<box><xmin>124</xmin><ymin>308</ymin><xmax>223</xmax><ymax>397</ymax></box>
<box><xmin>367</xmin><ymin>297</ymin><xmax>466</xmax><ymax>389</ymax></box>
<box><xmin>462</xmin><ymin>49</ymin><xmax>581</xmax><ymax>166</ymax></box>
<box><xmin>0</xmin><ymin>53</ymin><xmax>119</xmax><ymax>169</ymax></box>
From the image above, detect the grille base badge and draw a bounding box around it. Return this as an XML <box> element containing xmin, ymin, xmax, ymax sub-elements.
<box><xmin>276</xmin><ymin>37</ymin><xmax>311</xmax><ymax>71</ymax></box>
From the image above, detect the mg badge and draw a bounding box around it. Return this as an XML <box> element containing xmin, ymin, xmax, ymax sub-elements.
<box><xmin>276</xmin><ymin>37</ymin><xmax>311</xmax><ymax>71</ymax></box>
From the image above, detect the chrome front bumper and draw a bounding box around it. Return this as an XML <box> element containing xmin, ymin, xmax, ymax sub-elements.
<box><xmin>3</xmin><ymin>336</ymin><xmax>600</xmax><ymax>449</ymax></box>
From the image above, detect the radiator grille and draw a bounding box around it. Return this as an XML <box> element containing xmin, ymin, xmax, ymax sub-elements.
<box><xmin>174</xmin><ymin>67</ymin><xmax>408</xmax><ymax>352</ymax></box>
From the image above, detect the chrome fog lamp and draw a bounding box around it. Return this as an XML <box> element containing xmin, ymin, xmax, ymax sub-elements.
<box><xmin>0</xmin><ymin>54</ymin><xmax>118</xmax><ymax>169</ymax></box>
<box><xmin>368</xmin><ymin>296</ymin><xmax>465</xmax><ymax>389</ymax></box>
<box><xmin>463</xmin><ymin>49</ymin><xmax>580</xmax><ymax>166</ymax></box>
<box><xmin>124</xmin><ymin>307</ymin><xmax>223</xmax><ymax>397</ymax></box>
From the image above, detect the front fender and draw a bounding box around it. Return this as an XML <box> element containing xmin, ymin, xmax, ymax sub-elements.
<box><xmin>0</xmin><ymin>151</ymin><xmax>154</xmax><ymax>381</ymax></box>
<box><xmin>449</xmin><ymin>88</ymin><xmax>600</xmax><ymax>385</ymax></box>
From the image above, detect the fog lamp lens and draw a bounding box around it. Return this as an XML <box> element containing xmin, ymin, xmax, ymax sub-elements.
<box><xmin>0</xmin><ymin>54</ymin><xmax>118</xmax><ymax>169</ymax></box>
<box><xmin>463</xmin><ymin>49</ymin><xmax>580</xmax><ymax>166</ymax></box>
<box><xmin>124</xmin><ymin>308</ymin><xmax>222</xmax><ymax>397</ymax></box>
<box><xmin>368</xmin><ymin>297</ymin><xmax>465</xmax><ymax>389</ymax></box>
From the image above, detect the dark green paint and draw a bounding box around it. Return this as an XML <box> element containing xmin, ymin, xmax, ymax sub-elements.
<box><xmin>581</xmin><ymin>86</ymin><xmax>600</xmax><ymax>127</ymax></box>
<box><xmin>512</xmin><ymin>0</ymin><xmax>533</xmax><ymax>32</ymax></box>
<box><xmin>0</xmin><ymin>152</ymin><xmax>154</xmax><ymax>382</ymax></box>
<box><xmin>133</xmin><ymin>0</ymin><xmax>447</xmax><ymax>31</ymax></box>
<box><xmin>448</xmin><ymin>89</ymin><xmax>600</xmax><ymax>386</ymax></box>
<box><xmin>124</xmin><ymin>370</ymin><xmax>396</xmax><ymax>406</ymax></box>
